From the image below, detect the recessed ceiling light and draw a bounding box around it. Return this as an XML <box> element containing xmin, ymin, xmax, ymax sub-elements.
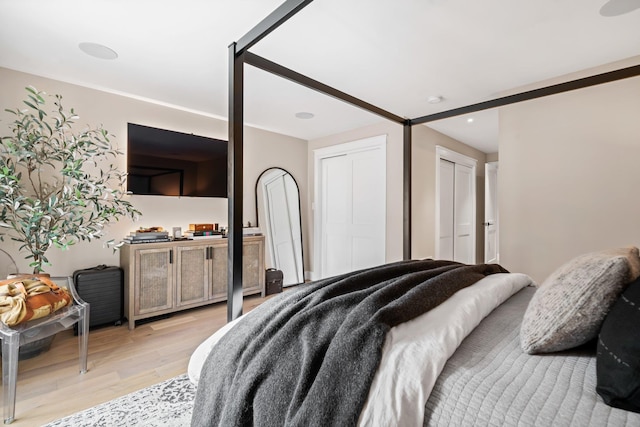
<box><xmin>79</xmin><ymin>42</ymin><xmax>118</xmax><ymax>60</ymax></box>
<box><xmin>295</xmin><ymin>112</ymin><xmax>315</xmax><ymax>119</ymax></box>
<box><xmin>600</xmin><ymin>0</ymin><xmax>640</xmax><ymax>16</ymax></box>
<box><xmin>427</xmin><ymin>95</ymin><xmax>443</xmax><ymax>104</ymax></box>
<box><xmin>467</xmin><ymin>118</ymin><xmax>475</xmax><ymax>124</ymax></box>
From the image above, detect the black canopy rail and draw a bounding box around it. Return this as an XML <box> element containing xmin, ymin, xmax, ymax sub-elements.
<box><xmin>226</xmin><ymin>0</ymin><xmax>640</xmax><ymax>321</ymax></box>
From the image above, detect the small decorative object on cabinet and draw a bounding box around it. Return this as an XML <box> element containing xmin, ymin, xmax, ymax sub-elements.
<box><xmin>119</xmin><ymin>235</ymin><xmax>265</xmax><ymax>329</ymax></box>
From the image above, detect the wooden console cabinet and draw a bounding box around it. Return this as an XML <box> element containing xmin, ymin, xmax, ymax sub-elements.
<box><xmin>120</xmin><ymin>235</ymin><xmax>265</xmax><ymax>329</ymax></box>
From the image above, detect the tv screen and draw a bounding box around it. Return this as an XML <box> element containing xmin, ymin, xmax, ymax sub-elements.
<box><xmin>127</xmin><ymin>123</ymin><xmax>227</xmax><ymax>198</ymax></box>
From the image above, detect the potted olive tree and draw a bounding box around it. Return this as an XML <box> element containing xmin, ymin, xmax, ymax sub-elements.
<box><xmin>0</xmin><ymin>86</ymin><xmax>140</xmax><ymax>274</ymax></box>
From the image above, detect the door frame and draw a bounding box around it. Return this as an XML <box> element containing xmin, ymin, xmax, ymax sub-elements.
<box><xmin>313</xmin><ymin>134</ymin><xmax>387</xmax><ymax>280</ymax></box>
<box><xmin>435</xmin><ymin>145</ymin><xmax>477</xmax><ymax>262</ymax></box>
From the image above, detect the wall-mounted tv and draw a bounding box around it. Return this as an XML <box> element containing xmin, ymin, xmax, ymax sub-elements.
<box><xmin>127</xmin><ymin>123</ymin><xmax>227</xmax><ymax>198</ymax></box>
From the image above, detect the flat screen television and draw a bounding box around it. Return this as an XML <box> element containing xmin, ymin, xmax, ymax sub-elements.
<box><xmin>127</xmin><ymin>123</ymin><xmax>227</xmax><ymax>198</ymax></box>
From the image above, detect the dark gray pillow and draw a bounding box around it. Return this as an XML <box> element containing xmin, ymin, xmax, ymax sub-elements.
<box><xmin>521</xmin><ymin>247</ymin><xmax>640</xmax><ymax>354</ymax></box>
<box><xmin>597</xmin><ymin>279</ymin><xmax>640</xmax><ymax>413</ymax></box>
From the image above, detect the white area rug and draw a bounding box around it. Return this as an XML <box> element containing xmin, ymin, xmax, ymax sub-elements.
<box><xmin>43</xmin><ymin>374</ymin><xmax>195</xmax><ymax>427</ymax></box>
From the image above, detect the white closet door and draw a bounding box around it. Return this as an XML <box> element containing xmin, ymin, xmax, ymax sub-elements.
<box><xmin>350</xmin><ymin>148</ymin><xmax>385</xmax><ymax>271</ymax></box>
<box><xmin>453</xmin><ymin>163</ymin><xmax>474</xmax><ymax>264</ymax></box>
<box><xmin>321</xmin><ymin>154</ymin><xmax>350</xmax><ymax>278</ymax></box>
<box><xmin>319</xmin><ymin>146</ymin><xmax>385</xmax><ymax>278</ymax></box>
<box><xmin>439</xmin><ymin>159</ymin><xmax>455</xmax><ymax>260</ymax></box>
<box><xmin>436</xmin><ymin>146</ymin><xmax>476</xmax><ymax>264</ymax></box>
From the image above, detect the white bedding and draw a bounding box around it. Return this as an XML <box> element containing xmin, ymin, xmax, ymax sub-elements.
<box><xmin>188</xmin><ymin>272</ymin><xmax>533</xmax><ymax>427</ymax></box>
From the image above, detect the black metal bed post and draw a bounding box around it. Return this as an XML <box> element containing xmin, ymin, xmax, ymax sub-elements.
<box><xmin>227</xmin><ymin>42</ymin><xmax>244</xmax><ymax>322</ymax></box>
<box><xmin>226</xmin><ymin>0</ymin><xmax>315</xmax><ymax>322</ymax></box>
<box><xmin>403</xmin><ymin>121</ymin><xmax>412</xmax><ymax>261</ymax></box>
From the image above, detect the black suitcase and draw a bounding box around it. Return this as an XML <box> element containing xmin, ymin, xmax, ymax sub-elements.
<box><xmin>73</xmin><ymin>265</ymin><xmax>124</xmax><ymax>330</ymax></box>
<box><xmin>265</xmin><ymin>268</ymin><xmax>284</xmax><ymax>295</ymax></box>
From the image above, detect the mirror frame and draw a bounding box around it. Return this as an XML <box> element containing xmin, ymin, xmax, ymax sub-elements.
<box><xmin>255</xmin><ymin>167</ymin><xmax>304</xmax><ymax>285</ymax></box>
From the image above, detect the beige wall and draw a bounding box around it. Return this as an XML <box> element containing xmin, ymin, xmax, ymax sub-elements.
<box><xmin>500</xmin><ymin>63</ymin><xmax>640</xmax><ymax>282</ymax></box>
<box><xmin>306</xmin><ymin>120</ymin><xmax>487</xmax><ymax>277</ymax></box>
<box><xmin>486</xmin><ymin>152</ymin><xmax>499</xmax><ymax>162</ymax></box>
<box><xmin>0</xmin><ymin>67</ymin><xmax>308</xmax><ymax>276</ymax></box>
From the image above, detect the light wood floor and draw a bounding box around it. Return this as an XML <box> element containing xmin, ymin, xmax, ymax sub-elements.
<box><xmin>2</xmin><ymin>294</ymin><xmax>272</xmax><ymax>426</ymax></box>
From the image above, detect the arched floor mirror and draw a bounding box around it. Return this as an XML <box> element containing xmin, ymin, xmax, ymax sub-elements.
<box><xmin>255</xmin><ymin>168</ymin><xmax>304</xmax><ymax>286</ymax></box>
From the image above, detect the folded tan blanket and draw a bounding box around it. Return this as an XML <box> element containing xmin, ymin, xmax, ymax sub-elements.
<box><xmin>0</xmin><ymin>275</ymin><xmax>71</xmax><ymax>326</ymax></box>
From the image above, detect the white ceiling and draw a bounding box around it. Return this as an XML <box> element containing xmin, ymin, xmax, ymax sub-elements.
<box><xmin>1</xmin><ymin>0</ymin><xmax>639</xmax><ymax>153</ymax></box>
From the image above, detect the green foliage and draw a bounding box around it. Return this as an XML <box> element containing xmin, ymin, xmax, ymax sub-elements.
<box><xmin>0</xmin><ymin>86</ymin><xmax>141</xmax><ymax>272</ymax></box>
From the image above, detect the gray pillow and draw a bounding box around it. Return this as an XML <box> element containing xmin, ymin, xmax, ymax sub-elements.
<box><xmin>520</xmin><ymin>247</ymin><xmax>640</xmax><ymax>354</ymax></box>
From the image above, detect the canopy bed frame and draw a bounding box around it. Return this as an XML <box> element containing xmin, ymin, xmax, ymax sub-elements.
<box><xmin>225</xmin><ymin>0</ymin><xmax>640</xmax><ymax>321</ymax></box>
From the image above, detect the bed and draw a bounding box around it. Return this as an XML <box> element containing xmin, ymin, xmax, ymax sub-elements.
<box><xmin>212</xmin><ymin>2</ymin><xmax>640</xmax><ymax>425</ymax></box>
<box><xmin>187</xmin><ymin>250</ymin><xmax>640</xmax><ymax>426</ymax></box>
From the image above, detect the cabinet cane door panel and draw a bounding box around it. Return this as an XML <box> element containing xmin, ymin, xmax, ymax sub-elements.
<box><xmin>176</xmin><ymin>246</ymin><xmax>209</xmax><ymax>306</ymax></box>
<box><xmin>242</xmin><ymin>240</ymin><xmax>264</xmax><ymax>294</ymax></box>
<box><xmin>210</xmin><ymin>245</ymin><xmax>228</xmax><ymax>301</ymax></box>
<box><xmin>134</xmin><ymin>247</ymin><xmax>174</xmax><ymax>315</ymax></box>
<box><xmin>210</xmin><ymin>239</ymin><xmax>265</xmax><ymax>300</ymax></box>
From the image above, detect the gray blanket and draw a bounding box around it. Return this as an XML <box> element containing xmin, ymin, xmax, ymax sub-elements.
<box><xmin>191</xmin><ymin>259</ymin><xmax>507</xmax><ymax>427</ymax></box>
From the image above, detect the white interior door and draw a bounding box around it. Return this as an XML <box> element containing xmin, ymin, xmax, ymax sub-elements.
<box><xmin>315</xmin><ymin>136</ymin><xmax>386</xmax><ymax>279</ymax></box>
<box><xmin>484</xmin><ymin>162</ymin><xmax>499</xmax><ymax>263</ymax></box>
<box><xmin>435</xmin><ymin>146</ymin><xmax>476</xmax><ymax>264</ymax></box>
